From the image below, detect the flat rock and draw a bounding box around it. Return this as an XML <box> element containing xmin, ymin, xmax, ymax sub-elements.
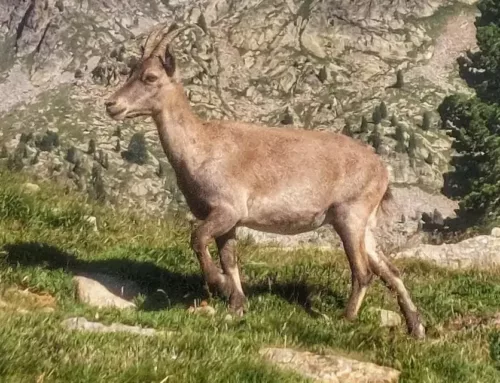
<box><xmin>369</xmin><ymin>308</ymin><xmax>402</xmax><ymax>328</ymax></box>
<box><xmin>394</xmin><ymin>235</ymin><xmax>500</xmax><ymax>269</ymax></box>
<box><xmin>260</xmin><ymin>347</ymin><xmax>400</xmax><ymax>383</ymax></box>
<box><xmin>22</xmin><ymin>183</ymin><xmax>41</xmax><ymax>194</ymax></box>
<box><xmin>61</xmin><ymin>316</ymin><xmax>165</xmax><ymax>336</ymax></box>
<box><xmin>73</xmin><ymin>273</ymin><xmax>141</xmax><ymax>309</ymax></box>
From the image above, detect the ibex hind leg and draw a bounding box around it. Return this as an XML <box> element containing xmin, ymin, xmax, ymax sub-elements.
<box><xmin>365</xmin><ymin>210</ymin><xmax>426</xmax><ymax>339</ymax></box>
<box><xmin>332</xmin><ymin>205</ymin><xmax>374</xmax><ymax>321</ymax></box>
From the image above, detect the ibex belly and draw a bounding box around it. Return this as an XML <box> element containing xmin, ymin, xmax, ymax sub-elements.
<box><xmin>242</xmin><ymin>197</ymin><xmax>331</xmax><ymax>235</ymax></box>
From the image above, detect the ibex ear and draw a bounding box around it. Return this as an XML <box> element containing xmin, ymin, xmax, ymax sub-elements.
<box><xmin>163</xmin><ymin>45</ymin><xmax>176</xmax><ymax>78</ymax></box>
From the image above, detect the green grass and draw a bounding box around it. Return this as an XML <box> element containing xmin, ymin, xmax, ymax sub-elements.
<box><xmin>0</xmin><ymin>170</ymin><xmax>499</xmax><ymax>382</ymax></box>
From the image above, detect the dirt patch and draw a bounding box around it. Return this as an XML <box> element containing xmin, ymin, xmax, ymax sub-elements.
<box><xmin>0</xmin><ymin>287</ymin><xmax>56</xmax><ymax>313</ymax></box>
<box><xmin>445</xmin><ymin>313</ymin><xmax>500</xmax><ymax>332</ymax></box>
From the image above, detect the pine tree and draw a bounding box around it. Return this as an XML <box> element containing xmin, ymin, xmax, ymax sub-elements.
<box><xmin>425</xmin><ymin>152</ymin><xmax>434</xmax><ymax>165</ymax></box>
<box><xmin>0</xmin><ymin>144</ymin><xmax>8</xmax><ymax>159</ymax></box>
<box><xmin>87</xmin><ymin>139</ymin><xmax>96</xmax><ymax>155</ymax></box>
<box><xmin>369</xmin><ymin>125</ymin><xmax>383</xmax><ymax>152</ymax></box>
<box><xmin>395</xmin><ymin>69</ymin><xmax>404</xmax><ymax>88</ymax></box>
<box><xmin>318</xmin><ymin>66</ymin><xmax>328</xmax><ymax>83</ymax></box>
<box><xmin>103</xmin><ymin>153</ymin><xmax>109</xmax><ymax>170</ymax></box>
<box><xmin>408</xmin><ymin>132</ymin><xmax>417</xmax><ymax>158</ymax></box>
<box><xmin>437</xmin><ymin>0</ymin><xmax>500</xmax><ymax>224</ymax></box>
<box><xmin>123</xmin><ymin>132</ymin><xmax>148</xmax><ymax>165</ymax></box>
<box><xmin>379</xmin><ymin>101</ymin><xmax>388</xmax><ymax>119</ymax></box>
<box><xmin>422</xmin><ymin>111</ymin><xmax>432</xmax><ymax>131</ymax></box>
<box><xmin>395</xmin><ymin>125</ymin><xmax>406</xmax><ymax>153</ymax></box>
<box><xmin>113</xmin><ymin>126</ymin><xmax>121</xmax><ymax>138</ymax></box>
<box><xmin>31</xmin><ymin>150</ymin><xmax>40</xmax><ymax>165</ymax></box>
<box><xmin>360</xmin><ymin>116</ymin><xmax>369</xmax><ymax>133</ymax></box>
<box><xmin>90</xmin><ymin>163</ymin><xmax>106</xmax><ymax>203</ymax></box>
<box><xmin>342</xmin><ymin>122</ymin><xmax>353</xmax><ymax>137</ymax></box>
<box><xmin>372</xmin><ymin>106</ymin><xmax>382</xmax><ymax>125</ymax></box>
<box><xmin>157</xmin><ymin>161</ymin><xmax>167</xmax><ymax>177</ymax></box>
<box><xmin>390</xmin><ymin>114</ymin><xmax>398</xmax><ymax>127</ymax></box>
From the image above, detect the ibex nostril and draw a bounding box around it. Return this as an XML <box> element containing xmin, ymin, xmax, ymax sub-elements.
<box><xmin>105</xmin><ymin>100</ymin><xmax>116</xmax><ymax>108</ymax></box>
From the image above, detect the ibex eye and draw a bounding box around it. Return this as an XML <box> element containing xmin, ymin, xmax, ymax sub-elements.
<box><xmin>145</xmin><ymin>74</ymin><xmax>158</xmax><ymax>83</ymax></box>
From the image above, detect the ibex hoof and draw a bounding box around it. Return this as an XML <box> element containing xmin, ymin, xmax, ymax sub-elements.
<box><xmin>229</xmin><ymin>293</ymin><xmax>247</xmax><ymax>317</ymax></box>
<box><xmin>410</xmin><ymin>322</ymin><xmax>426</xmax><ymax>340</ymax></box>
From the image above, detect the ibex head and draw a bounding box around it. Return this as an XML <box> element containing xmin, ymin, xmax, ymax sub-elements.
<box><xmin>105</xmin><ymin>24</ymin><xmax>186</xmax><ymax>120</ymax></box>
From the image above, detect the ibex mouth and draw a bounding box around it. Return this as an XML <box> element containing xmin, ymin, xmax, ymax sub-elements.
<box><xmin>106</xmin><ymin>108</ymin><xmax>127</xmax><ymax>120</ymax></box>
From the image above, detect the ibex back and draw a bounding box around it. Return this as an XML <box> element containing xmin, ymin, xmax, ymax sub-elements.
<box><xmin>105</xmin><ymin>24</ymin><xmax>425</xmax><ymax>339</ymax></box>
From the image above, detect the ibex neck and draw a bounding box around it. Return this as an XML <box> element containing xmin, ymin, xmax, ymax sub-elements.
<box><xmin>153</xmin><ymin>85</ymin><xmax>203</xmax><ymax>169</ymax></box>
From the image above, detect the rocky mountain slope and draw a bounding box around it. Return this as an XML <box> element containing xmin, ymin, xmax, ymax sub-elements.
<box><xmin>0</xmin><ymin>0</ymin><xmax>479</xmax><ymax>248</ymax></box>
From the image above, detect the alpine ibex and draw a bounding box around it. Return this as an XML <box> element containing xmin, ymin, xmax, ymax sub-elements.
<box><xmin>104</xmin><ymin>24</ymin><xmax>425</xmax><ymax>339</ymax></box>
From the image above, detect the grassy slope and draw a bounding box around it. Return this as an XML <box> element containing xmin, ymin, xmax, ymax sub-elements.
<box><xmin>0</xmin><ymin>171</ymin><xmax>499</xmax><ymax>382</ymax></box>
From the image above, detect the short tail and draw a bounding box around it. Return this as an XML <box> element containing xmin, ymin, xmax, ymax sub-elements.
<box><xmin>378</xmin><ymin>185</ymin><xmax>394</xmax><ymax>219</ymax></box>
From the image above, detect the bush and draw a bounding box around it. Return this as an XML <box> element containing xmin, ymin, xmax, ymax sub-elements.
<box><xmin>36</xmin><ymin>131</ymin><xmax>59</xmax><ymax>152</ymax></box>
<box><xmin>123</xmin><ymin>132</ymin><xmax>148</xmax><ymax>165</ymax></box>
<box><xmin>66</xmin><ymin>146</ymin><xmax>81</xmax><ymax>164</ymax></box>
<box><xmin>491</xmin><ymin>332</ymin><xmax>500</xmax><ymax>370</ymax></box>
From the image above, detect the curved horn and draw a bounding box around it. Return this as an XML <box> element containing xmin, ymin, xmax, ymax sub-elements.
<box><xmin>150</xmin><ymin>23</ymin><xmax>190</xmax><ymax>57</ymax></box>
<box><xmin>141</xmin><ymin>23</ymin><xmax>169</xmax><ymax>58</ymax></box>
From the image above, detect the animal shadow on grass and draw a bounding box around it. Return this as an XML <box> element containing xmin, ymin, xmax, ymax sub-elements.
<box><xmin>2</xmin><ymin>241</ymin><xmax>204</xmax><ymax>310</ymax></box>
<box><xmin>1</xmin><ymin>241</ymin><xmax>346</xmax><ymax>316</ymax></box>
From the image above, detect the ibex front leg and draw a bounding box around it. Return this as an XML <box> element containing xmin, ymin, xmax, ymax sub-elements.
<box><xmin>191</xmin><ymin>208</ymin><xmax>238</xmax><ymax>298</ymax></box>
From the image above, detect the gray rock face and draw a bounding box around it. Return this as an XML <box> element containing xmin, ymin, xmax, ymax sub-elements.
<box><xmin>394</xmin><ymin>235</ymin><xmax>500</xmax><ymax>269</ymax></box>
<box><xmin>0</xmin><ymin>0</ymin><xmax>479</xmax><ymax>250</ymax></box>
<box><xmin>260</xmin><ymin>347</ymin><xmax>401</xmax><ymax>383</ymax></box>
<box><xmin>73</xmin><ymin>273</ymin><xmax>141</xmax><ymax>309</ymax></box>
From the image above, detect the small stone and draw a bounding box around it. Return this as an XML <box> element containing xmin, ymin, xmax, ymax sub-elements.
<box><xmin>491</xmin><ymin>227</ymin><xmax>500</xmax><ymax>237</ymax></box>
<box><xmin>22</xmin><ymin>183</ymin><xmax>40</xmax><ymax>194</ymax></box>
<box><xmin>83</xmin><ymin>215</ymin><xmax>98</xmax><ymax>232</ymax></box>
<box><xmin>372</xmin><ymin>308</ymin><xmax>402</xmax><ymax>328</ymax></box>
<box><xmin>73</xmin><ymin>274</ymin><xmax>141</xmax><ymax>309</ymax></box>
<box><xmin>188</xmin><ymin>304</ymin><xmax>216</xmax><ymax>316</ymax></box>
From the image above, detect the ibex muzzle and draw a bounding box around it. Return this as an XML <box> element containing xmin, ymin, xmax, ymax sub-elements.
<box><xmin>103</xmin><ymin>23</ymin><xmax>426</xmax><ymax>339</ymax></box>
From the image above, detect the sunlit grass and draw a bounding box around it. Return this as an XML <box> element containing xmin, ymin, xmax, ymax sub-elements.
<box><xmin>0</xmin><ymin>170</ymin><xmax>499</xmax><ymax>382</ymax></box>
